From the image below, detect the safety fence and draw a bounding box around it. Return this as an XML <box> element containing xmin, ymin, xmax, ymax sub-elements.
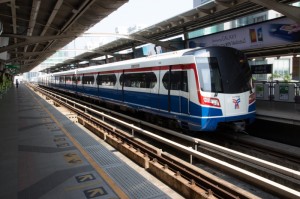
<box><xmin>254</xmin><ymin>81</ymin><xmax>300</xmax><ymax>103</ymax></box>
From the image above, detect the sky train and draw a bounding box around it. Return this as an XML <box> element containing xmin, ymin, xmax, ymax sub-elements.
<box><xmin>38</xmin><ymin>46</ymin><xmax>256</xmax><ymax>132</ymax></box>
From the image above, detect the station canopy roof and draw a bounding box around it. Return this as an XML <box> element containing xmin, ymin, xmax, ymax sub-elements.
<box><xmin>0</xmin><ymin>0</ymin><xmax>300</xmax><ymax>73</ymax></box>
<box><xmin>0</xmin><ymin>0</ymin><xmax>129</xmax><ymax>72</ymax></box>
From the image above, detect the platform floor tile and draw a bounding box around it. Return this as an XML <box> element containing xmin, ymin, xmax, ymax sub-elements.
<box><xmin>0</xmin><ymin>85</ymin><xmax>174</xmax><ymax>199</ymax></box>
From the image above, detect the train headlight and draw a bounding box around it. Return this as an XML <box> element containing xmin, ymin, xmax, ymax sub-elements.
<box><xmin>201</xmin><ymin>96</ymin><xmax>221</xmax><ymax>107</ymax></box>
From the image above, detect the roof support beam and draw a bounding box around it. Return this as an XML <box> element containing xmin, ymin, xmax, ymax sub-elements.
<box><xmin>214</xmin><ymin>0</ymin><xmax>237</xmax><ymax>7</ymax></box>
<box><xmin>0</xmin><ymin>34</ymin><xmax>77</xmax><ymax>53</ymax></box>
<box><xmin>10</xmin><ymin>0</ymin><xmax>17</xmax><ymax>44</ymax></box>
<box><xmin>10</xmin><ymin>51</ymin><xmax>56</xmax><ymax>56</ymax></box>
<box><xmin>30</xmin><ymin>0</ymin><xmax>63</xmax><ymax>53</ymax></box>
<box><xmin>249</xmin><ymin>0</ymin><xmax>300</xmax><ymax>23</ymax></box>
<box><xmin>128</xmin><ymin>35</ymin><xmax>177</xmax><ymax>50</ymax></box>
<box><xmin>89</xmin><ymin>50</ymin><xmax>123</xmax><ymax>58</ymax></box>
<box><xmin>28</xmin><ymin>0</ymin><xmax>63</xmax><ymax>62</ymax></box>
<box><xmin>24</xmin><ymin>0</ymin><xmax>41</xmax><ymax>53</ymax></box>
<box><xmin>0</xmin><ymin>0</ymin><xmax>11</xmax><ymax>3</ymax></box>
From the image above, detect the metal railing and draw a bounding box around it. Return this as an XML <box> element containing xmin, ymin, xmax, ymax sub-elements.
<box><xmin>254</xmin><ymin>81</ymin><xmax>300</xmax><ymax>103</ymax></box>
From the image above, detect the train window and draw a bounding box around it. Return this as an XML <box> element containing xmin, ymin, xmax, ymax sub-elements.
<box><xmin>59</xmin><ymin>76</ymin><xmax>65</xmax><ymax>83</ymax></box>
<box><xmin>196</xmin><ymin>57</ymin><xmax>223</xmax><ymax>93</ymax></box>
<box><xmin>162</xmin><ymin>71</ymin><xmax>188</xmax><ymax>92</ymax></box>
<box><xmin>55</xmin><ymin>76</ymin><xmax>60</xmax><ymax>84</ymax></box>
<box><xmin>82</xmin><ymin>75</ymin><xmax>95</xmax><ymax>85</ymax></box>
<box><xmin>72</xmin><ymin>76</ymin><xmax>80</xmax><ymax>84</ymax></box>
<box><xmin>96</xmin><ymin>74</ymin><xmax>116</xmax><ymax>86</ymax></box>
<box><xmin>51</xmin><ymin>76</ymin><xmax>55</xmax><ymax>83</ymax></box>
<box><xmin>120</xmin><ymin>72</ymin><xmax>157</xmax><ymax>88</ymax></box>
<box><xmin>65</xmin><ymin>76</ymin><xmax>72</xmax><ymax>84</ymax></box>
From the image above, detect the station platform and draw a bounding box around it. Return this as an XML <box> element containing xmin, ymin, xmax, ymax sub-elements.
<box><xmin>0</xmin><ymin>84</ymin><xmax>182</xmax><ymax>199</ymax></box>
<box><xmin>256</xmin><ymin>100</ymin><xmax>300</xmax><ymax>125</ymax></box>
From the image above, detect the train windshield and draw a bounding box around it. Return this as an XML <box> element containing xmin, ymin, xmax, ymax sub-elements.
<box><xmin>196</xmin><ymin>57</ymin><xmax>223</xmax><ymax>93</ymax></box>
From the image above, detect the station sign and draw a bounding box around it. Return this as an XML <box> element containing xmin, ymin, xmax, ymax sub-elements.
<box><xmin>251</xmin><ymin>64</ymin><xmax>272</xmax><ymax>74</ymax></box>
<box><xmin>5</xmin><ymin>64</ymin><xmax>20</xmax><ymax>69</ymax></box>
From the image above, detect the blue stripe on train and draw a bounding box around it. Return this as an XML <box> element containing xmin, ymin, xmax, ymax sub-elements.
<box><xmin>50</xmin><ymin>83</ymin><xmax>254</xmax><ymax>131</ymax></box>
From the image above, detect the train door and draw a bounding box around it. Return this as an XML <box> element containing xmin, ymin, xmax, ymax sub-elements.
<box><xmin>180</xmin><ymin>70</ymin><xmax>189</xmax><ymax>115</ymax></box>
<box><xmin>160</xmin><ymin>66</ymin><xmax>189</xmax><ymax>114</ymax></box>
<box><xmin>171</xmin><ymin>69</ymin><xmax>189</xmax><ymax>114</ymax></box>
<box><xmin>72</xmin><ymin>74</ymin><xmax>77</xmax><ymax>92</ymax></box>
<box><xmin>97</xmin><ymin>72</ymin><xmax>100</xmax><ymax>98</ymax></box>
<box><xmin>159</xmin><ymin>66</ymin><xmax>172</xmax><ymax>112</ymax></box>
<box><xmin>121</xmin><ymin>70</ymin><xmax>125</xmax><ymax>102</ymax></box>
<box><xmin>150</xmin><ymin>70</ymin><xmax>160</xmax><ymax>109</ymax></box>
<box><xmin>82</xmin><ymin>74</ymin><xmax>85</xmax><ymax>93</ymax></box>
<box><xmin>76</xmin><ymin>74</ymin><xmax>83</xmax><ymax>94</ymax></box>
<box><xmin>169</xmin><ymin>66</ymin><xmax>180</xmax><ymax>113</ymax></box>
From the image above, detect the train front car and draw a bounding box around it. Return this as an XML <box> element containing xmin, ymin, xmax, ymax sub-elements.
<box><xmin>185</xmin><ymin>46</ymin><xmax>255</xmax><ymax>132</ymax></box>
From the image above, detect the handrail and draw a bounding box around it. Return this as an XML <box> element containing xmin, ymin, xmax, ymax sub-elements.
<box><xmin>254</xmin><ymin>81</ymin><xmax>300</xmax><ymax>102</ymax></box>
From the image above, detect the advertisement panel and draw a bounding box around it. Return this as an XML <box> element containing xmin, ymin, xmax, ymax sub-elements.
<box><xmin>188</xmin><ymin>17</ymin><xmax>300</xmax><ymax>50</ymax></box>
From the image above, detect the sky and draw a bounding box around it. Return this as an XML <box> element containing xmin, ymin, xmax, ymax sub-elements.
<box><xmin>87</xmin><ymin>0</ymin><xmax>193</xmax><ymax>33</ymax></box>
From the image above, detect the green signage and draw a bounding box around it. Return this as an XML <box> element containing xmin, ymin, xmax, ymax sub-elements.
<box><xmin>5</xmin><ymin>64</ymin><xmax>20</xmax><ymax>69</ymax></box>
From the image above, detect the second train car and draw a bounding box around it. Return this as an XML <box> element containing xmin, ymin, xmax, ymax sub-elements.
<box><xmin>38</xmin><ymin>46</ymin><xmax>256</xmax><ymax>132</ymax></box>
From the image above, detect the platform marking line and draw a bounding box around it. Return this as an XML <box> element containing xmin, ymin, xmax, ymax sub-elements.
<box><xmin>64</xmin><ymin>181</ymin><xmax>102</xmax><ymax>192</ymax></box>
<box><xmin>30</xmin><ymin>90</ymin><xmax>129</xmax><ymax>199</ymax></box>
<box><xmin>56</xmin><ymin>143</ymin><xmax>70</xmax><ymax>148</ymax></box>
<box><xmin>76</xmin><ymin>174</ymin><xmax>95</xmax><ymax>183</ymax></box>
<box><xmin>63</xmin><ymin>152</ymin><xmax>83</xmax><ymax>165</ymax></box>
<box><xmin>54</xmin><ymin>137</ymin><xmax>66</xmax><ymax>142</ymax></box>
<box><xmin>84</xmin><ymin>187</ymin><xmax>107</xmax><ymax>198</ymax></box>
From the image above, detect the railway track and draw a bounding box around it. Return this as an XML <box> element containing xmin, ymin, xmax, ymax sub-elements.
<box><xmin>30</xmin><ymin>84</ymin><xmax>300</xmax><ymax>199</ymax></box>
<box><xmin>198</xmin><ymin>131</ymin><xmax>300</xmax><ymax>171</ymax></box>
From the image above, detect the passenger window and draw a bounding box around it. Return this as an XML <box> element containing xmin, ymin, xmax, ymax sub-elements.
<box><xmin>162</xmin><ymin>71</ymin><xmax>188</xmax><ymax>92</ymax></box>
<box><xmin>51</xmin><ymin>76</ymin><xmax>55</xmax><ymax>83</ymax></box>
<box><xmin>96</xmin><ymin>74</ymin><xmax>117</xmax><ymax>86</ymax></box>
<box><xmin>120</xmin><ymin>72</ymin><xmax>157</xmax><ymax>88</ymax></box>
<box><xmin>55</xmin><ymin>76</ymin><xmax>60</xmax><ymax>84</ymax></box>
<box><xmin>72</xmin><ymin>76</ymin><xmax>80</xmax><ymax>84</ymax></box>
<box><xmin>59</xmin><ymin>76</ymin><xmax>65</xmax><ymax>83</ymax></box>
<box><xmin>82</xmin><ymin>75</ymin><xmax>95</xmax><ymax>85</ymax></box>
<box><xmin>65</xmin><ymin>76</ymin><xmax>72</xmax><ymax>84</ymax></box>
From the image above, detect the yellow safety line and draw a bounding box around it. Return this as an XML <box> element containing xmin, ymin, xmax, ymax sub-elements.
<box><xmin>29</xmin><ymin>88</ymin><xmax>129</xmax><ymax>199</ymax></box>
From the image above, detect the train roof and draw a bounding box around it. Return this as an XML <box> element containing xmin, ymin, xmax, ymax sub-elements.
<box><xmin>44</xmin><ymin>47</ymin><xmax>216</xmax><ymax>76</ymax></box>
<box><xmin>43</xmin><ymin>48</ymin><xmax>193</xmax><ymax>76</ymax></box>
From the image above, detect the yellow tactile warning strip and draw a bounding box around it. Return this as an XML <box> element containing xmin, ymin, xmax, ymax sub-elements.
<box><xmin>30</xmin><ymin>90</ymin><xmax>129</xmax><ymax>199</ymax></box>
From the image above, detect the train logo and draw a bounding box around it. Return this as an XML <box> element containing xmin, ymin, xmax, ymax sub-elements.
<box><xmin>232</xmin><ymin>96</ymin><xmax>241</xmax><ymax>109</ymax></box>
